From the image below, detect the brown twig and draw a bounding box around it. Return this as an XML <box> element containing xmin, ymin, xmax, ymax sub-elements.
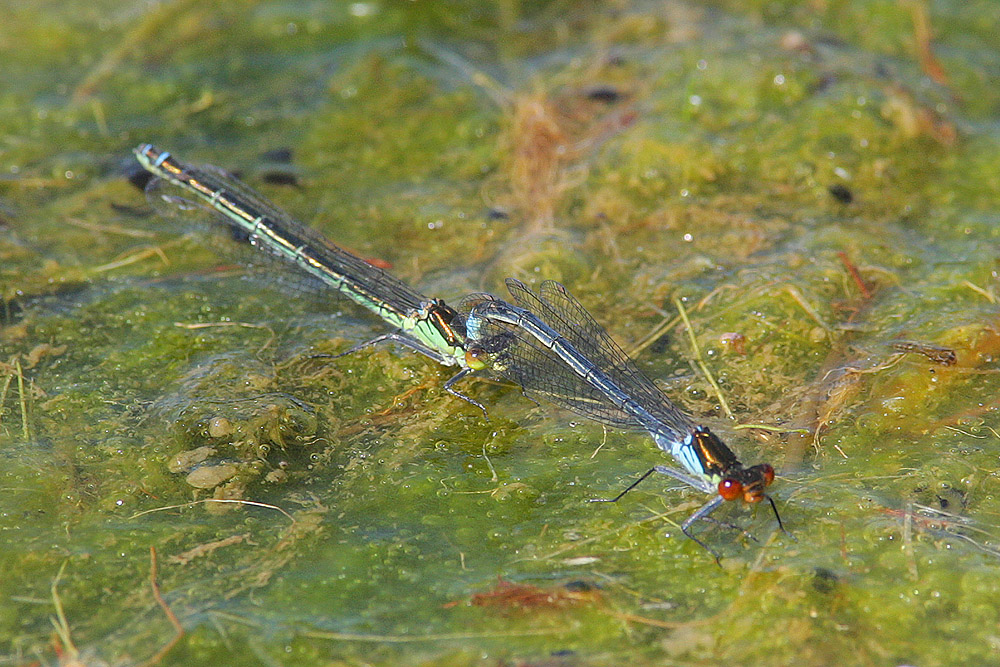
<box><xmin>907</xmin><ymin>0</ymin><xmax>950</xmax><ymax>89</ymax></box>
<box><xmin>837</xmin><ymin>251</ymin><xmax>872</xmax><ymax>299</ymax></box>
<box><xmin>138</xmin><ymin>546</ymin><xmax>184</xmax><ymax>667</ymax></box>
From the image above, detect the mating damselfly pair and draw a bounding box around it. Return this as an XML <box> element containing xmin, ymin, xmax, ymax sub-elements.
<box><xmin>133</xmin><ymin>143</ymin><xmax>785</xmax><ymax>560</ymax></box>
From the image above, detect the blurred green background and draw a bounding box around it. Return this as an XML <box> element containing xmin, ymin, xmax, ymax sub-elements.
<box><xmin>2</xmin><ymin>1</ymin><xmax>1000</xmax><ymax>664</ymax></box>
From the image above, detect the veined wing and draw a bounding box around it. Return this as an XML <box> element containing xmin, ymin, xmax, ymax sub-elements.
<box><xmin>467</xmin><ymin>304</ymin><xmax>650</xmax><ymax>429</ymax></box>
<box><xmin>504</xmin><ymin>278</ymin><xmax>697</xmax><ymax>436</ymax></box>
<box><xmin>137</xmin><ymin>146</ymin><xmax>431</xmax><ymax>316</ymax></box>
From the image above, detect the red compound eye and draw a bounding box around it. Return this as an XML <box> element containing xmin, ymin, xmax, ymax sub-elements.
<box><xmin>718</xmin><ymin>478</ymin><xmax>743</xmax><ymax>501</ymax></box>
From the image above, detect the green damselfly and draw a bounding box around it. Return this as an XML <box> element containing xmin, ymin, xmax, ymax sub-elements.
<box><xmin>133</xmin><ymin>144</ymin><xmax>485</xmax><ymax>410</ymax></box>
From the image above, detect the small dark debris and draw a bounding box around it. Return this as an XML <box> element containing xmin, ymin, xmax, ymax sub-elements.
<box><xmin>605</xmin><ymin>52</ymin><xmax>626</xmax><ymax>67</ymax></box>
<box><xmin>812</xmin><ymin>73</ymin><xmax>837</xmax><ymax>94</ymax></box>
<box><xmin>934</xmin><ymin>484</ymin><xmax>967</xmax><ymax>511</ymax></box>
<box><xmin>260</xmin><ymin>147</ymin><xmax>293</xmax><ymax>163</ymax></box>
<box><xmin>486</xmin><ymin>207</ymin><xmax>510</xmax><ymax>221</ymax></box>
<box><xmin>229</xmin><ymin>225</ymin><xmax>251</xmax><ymax>243</ymax></box>
<box><xmin>261</xmin><ymin>170</ymin><xmax>300</xmax><ymax>187</ymax></box>
<box><xmin>649</xmin><ymin>334</ymin><xmax>672</xmax><ymax>355</ymax></box>
<box><xmin>812</xmin><ymin>567</ymin><xmax>839</xmax><ymax>594</ymax></box>
<box><xmin>1</xmin><ymin>298</ymin><xmax>24</xmax><ymax>326</ymax></box>
<box><xmin>585</xmin><ymin>85</ymin><xmax>623</xmax><ymax>103</ymax></box>
<box><xmin>126</xmin><ymin>161</ymin><xmax>154</xmax><ymax>192</ymax></box>
<box><xmin>109</xmin><ymin>202</ymin><xmax>152</xmax><ymax>217</ymax></box>
<box><xmin>828</xmin><ymin>183</ymin><xmax>853</xmax><ymax>204</ymax></box>
<box><xmin>563</xmin><ymin>580</ymin><xmax>597</xmax><ymax>592</ymax></box>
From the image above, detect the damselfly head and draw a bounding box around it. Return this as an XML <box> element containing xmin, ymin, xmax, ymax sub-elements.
<box><xmin>718</xmin><ymin>463</ymin><xmax>775</xmax><ymax>504</ymax></box>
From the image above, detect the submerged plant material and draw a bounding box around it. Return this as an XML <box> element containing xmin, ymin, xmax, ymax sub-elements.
<box><xmin>446</xmin><ymin>577</ymin><xmax>603</xmax><ymax>613</ymax></box>
<box><xmin>890</xmin><ymin>340</ymin><xmax>958</xmax><ymax>367</ymax></box>
<box><xmin>3</xmin><ymin>0</ymin><xmax>1000</xmax><ymax>665</ymax></box>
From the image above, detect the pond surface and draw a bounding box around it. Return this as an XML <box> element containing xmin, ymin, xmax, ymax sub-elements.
<box><xmin>2</xmin><ymin>1</ymin><xmax>1000</xmax><ymax>664</ymax></box>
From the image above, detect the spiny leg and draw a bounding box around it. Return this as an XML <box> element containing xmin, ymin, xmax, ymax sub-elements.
<box><xmin>443</xmin><ymin>367</ymin><xmax>489</xmax><ymax>420</ymax></box>
<box><xmin>766</xmin><ymin>495</ymin><xmax>795</xmax><ymax>541</ymax></box>
<box><xmin>586</xmin><ymin>467</ymin><xmax>659</xmax><ymax>504</ymax></box>
<box><xmin>310</xmin><ymin>333</ymin><xmax>489</xmax><ymax>417</ymax></box>
<box><xmin>587</xmin><ymin>465</ymin><xmax>712</xmax><ymax>504</ymax></box>
<box><xmin>310</xmin><ymin>332</ymin><xmax>451</xmax><ymax>365</ymax></box>
<box><xmin>681</xmin><ymin>495</ymin><xmax>726</xmax><ymax>566</ymax></box>
<box><xmin>698</xmin><ymin>516</ymin><xmax>760</xmax><ymax>543</ymax></box>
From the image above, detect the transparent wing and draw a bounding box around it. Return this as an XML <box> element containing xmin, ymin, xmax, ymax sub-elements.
<box><xmin>142</xmin><ymin>160</ymin><xmax>431</xmax><ymax>314</ymax></box>
<box><xmin>471</xmin><ymin>312</ymin><xmax>647</xmax><ymax>429</ymax></box>
<box><xmin>504</xmin><ymin>278</ymin><xmax>696</xmax><ymax>437</ymax></box>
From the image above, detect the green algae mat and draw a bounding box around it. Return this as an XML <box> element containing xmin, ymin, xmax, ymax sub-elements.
<box><xmin>2</xmin><ymin>1</ymin><xmax>1000</xmax><ymax>664</ymax></box>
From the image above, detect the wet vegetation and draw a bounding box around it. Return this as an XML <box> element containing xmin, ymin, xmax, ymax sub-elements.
<box><xmin>2</xmin><ymin>0</ymin><xmax>1000</xmax><ymax>664</ymax></box>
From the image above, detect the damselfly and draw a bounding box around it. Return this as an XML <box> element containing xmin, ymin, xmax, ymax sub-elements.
<box><xmin>133</xmin><ymin>144</ymin><xmax>483</xmax><ymax>410</ymax></box>
<box><xmin>459</xmin><ymin>278</ymin><xmax>784</xmax><ymax>559</ymax></box>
